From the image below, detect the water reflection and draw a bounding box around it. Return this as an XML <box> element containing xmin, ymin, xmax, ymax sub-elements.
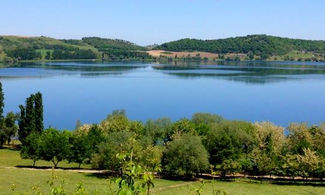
<box><xmin>153</xmin><ymin>61</ymin><xmax>325</xmax><ymax>84</ymax></box>
<box><xmin>0</xmin><ymin>62</ymin><xmax>146</xmax><ymax>78</ymax></box>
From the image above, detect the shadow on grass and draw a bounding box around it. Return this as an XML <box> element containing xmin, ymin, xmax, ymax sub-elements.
<box><xmin>15</xmin><ymin>165</ymin><xmax>88</xmax><ymax>170</ymax></box>
<box><xmin>201</xmin><ymin>176</ymin><xmax>325</xmax><ymax>187</ymax></box>
<box><xmin>2</xmin><ymin>144</ymin><xmax>20</xmax><ymax>151</ymax></box>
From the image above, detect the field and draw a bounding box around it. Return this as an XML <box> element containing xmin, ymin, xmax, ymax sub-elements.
<box><xmin>1</xmin><ymin>148</ymin><xmax>325</xmax><ymax>194</ymax></box>
<box><xmin>147</xmin><ymin>50</ymin><xmax>219</xmax><ymax>59</ymax></box>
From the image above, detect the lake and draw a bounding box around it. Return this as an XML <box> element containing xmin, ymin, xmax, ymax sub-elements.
<box><xmin>0</xmin><ymin>61</ymin><xmax>325</xmax><ymax>129</ymax></box>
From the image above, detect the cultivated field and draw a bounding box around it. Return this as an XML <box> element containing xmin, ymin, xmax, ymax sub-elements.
<box><xmin>147</xmin><ymin>50</ymin><xmax>219</xmax><ymax>59</ymax></box>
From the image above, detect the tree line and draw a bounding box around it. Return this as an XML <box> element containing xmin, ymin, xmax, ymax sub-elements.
<box><xmin>155</xmin><ymin>35</ymin><xmax>325</xmax><ymax>60</ymax></box>
<box><xmin>1</xmin><ymin>81</ymin><xmax>325</xmax><ymax>180</ymax></box>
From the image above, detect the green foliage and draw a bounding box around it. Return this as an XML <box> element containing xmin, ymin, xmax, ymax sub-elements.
<box><xmin>82</xmin><ymin>37</ymin><xmax>149</xmax><ymax>61</ymax></box>
<box><xmin>287</xmin><ymin>123</ymin><xmax>314</xmax><ymax>155</ymax></box>
<box><xmin>155</xmin><ymin>35</ymin><xmax>325</xmax><ymax>60</ymax></box>
<box><xmin>169</xmin><ymin>119</ymin><xmax>196</xmax><ymax>139</ymax></box>
<box><xmin>34</xmin><ymin>92</ymin><xmax>44</xmax><ymax>133</ymax></box>
<box><xmin>100</xmin><ymin>110</ymin><xmax>140</xmax><ymax>133</ymax></box>
<box><xmin>20</xmin><ymin>132</ymin><xmax>41</xmax><ymax>166</ymax></box>
<box><xmin>18</xmin><ymin>92</ymin><xmax>44</xmax><ymax>144</ymax></box>
<box><xmin>39</xmin><ymin>128</ymin><xmax>71</xmax><ymax>168</ymax></box>
<box><xmin>204</xmin><ymin>121</ymin><xmax>256</xmax><ymax>165</ymax></box>
<box><xmin>143</xmin><ymin>118</ymin><xmax>172</xmax><ymax>145</ymax></box>
<box><xmin>92</xmin><ymin>131</ymin><xmax>142</xmax><ymax>171</ymax></box>
<box><xmin>67</xmin><ymin>132</ymin><xmax>92</xmax><ymax>168</ymax></box>
<box><xmin>0</xmin><ymin>82</ymin><xmax>4</xmax><ymax>121</ymax></box>
<box><xmin>0</xmin><ymin>36</ymin><xmax>100</xmax><ymax>62</ymax></box>
<box><xmin>2</xmin><ymin>112</ymin><xmax>18</xmax><ymax>144</ymax></box>
<box><xmin>163</xmin><ymin>134</ymin><xmax>209</xmax><ymax>177</ymax></box>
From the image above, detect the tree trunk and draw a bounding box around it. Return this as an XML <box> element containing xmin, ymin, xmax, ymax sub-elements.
<box><xmin>33</xmin><ymin>160</ymin><xmax>36</xmax><ymax>167</ymax></box>
<box><xmin>52</xmin><ymin>160</ymin><xmax>59</xmax><ymax>169</ymax></box>
<box><xmin>147</xmin><ymin>185</ymin><xmax>150</xmax><ymax>195</ymax></box>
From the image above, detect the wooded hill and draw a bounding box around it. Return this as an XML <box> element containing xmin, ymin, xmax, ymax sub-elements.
<box><xmin>154</xmin><ymin>35</ymin><xmax>325</xmax><ymax>61</ymax></box>
<box><xmin>0</xmin><ymin>36</ymin><xmax>149</xmax><ymax>63</ymax></box>
<box><xmin>1</xmin><ymin>35</ymin><xmax>325</xmax><ymax>63</ymax></box>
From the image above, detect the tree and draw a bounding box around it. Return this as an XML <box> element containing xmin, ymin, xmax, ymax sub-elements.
<box><xmin>39</xmin><ymin>128</ymin><xmax>71</xmax><ymax>168</ymax></box>
<box><xmin>287</xmin><ymin>123</ymin><xmax>313</xmax><ymax>155</ymax></box>
<box><xmin>20</xmin><ymin>132</ymin><xmax>41</xmax><ymax>166</ymax></box>
<box><xmin>18</xmin><ymin>105</ymin><xmax>27</xmax><ymax>144</ymax></box>
<box><xmin>45</xmin><ymin>51</ymin><xmax>51</xmax><ymax>60</ymax></box>
<box><xmin>86</xmin><ymin>124</ymin><xmax>105</xmax><ymax>154</ymax></box>
<box><xmin>162</xmin><ymin>134</ymin><xmax>209</xmax><ymax>177</ymax></box>
<box><xmin>18</xmin><ymin>92</ymin><xmax>44</xmax><ymax>144</ymax></box>
<box><xmin>0</xmin><ymin>82</ymin><xmax>5</xmax><ymax>147</ymax></box>
<box><xmin>25</xmin><ymin>94</ymin><xmax>36</xmax><ymax>134</ymax></box>
<box><xmin>34</xmin><ymin>92</ymin><xmax>43</xmax><ymax>133</ymax></box>
<box><xmin>168</xmin><ymin>119</ymin><xmax>196</xmax><ymax>139</ymax></box>
<box><xmin>67</xmin><ymin>132</ymin><xmax>91</xmax><ymax>168</ymax></box>
<box><xmin>191</xmin><ymin>113</ymin><xmax>223</xmax><ymax>125</ymax></box>
<box><xmin>3</xmin><ymin>112</ymin><xmax>18</xmax><ymax>144</ymax></box>
<box><xmin>100</xmin><ymin>110</ymin><xmax>130</xmax><ymax>133</ymax></box>
<box><xmin>191</xmin><ymin>113</ymin><xmax>223</xmax><ymax>136</ymax></box>
<box><xmin>0</xmin><ymin>82</ymin><xmax>4</xmax><ymax>122</ymax></box>
<box><xmin>204</xmin><ymin>121</ymin><xmax>256</xmax><ymax>165</ymax></box>
<box><xmin>143</xmin><ymin>118</ymin><xmax>172</xmax><ymax>145</ymax></box>
<box><xmin>92</xmin><ymin>131</ymin><xmax>142</xmax><ymax>171</ymax></box>
<box><xmin>251</xmin><ymin>122</ymin><xmax>286</xmax><ymax>175</ymax></box>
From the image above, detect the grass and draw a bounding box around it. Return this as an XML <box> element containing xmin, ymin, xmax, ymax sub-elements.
<box><xmin>1</xmin><ymin>148</ymin><xmax>325</xmax><ymax>194</ymax></box>
<box><xmin>0</xmin><ymin>147</ymin><xmax>90</xmax><ymax>169</ymax></box>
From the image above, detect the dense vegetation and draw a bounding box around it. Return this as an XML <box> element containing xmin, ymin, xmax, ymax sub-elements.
<box><xmin>0</xmin><ymin>36</ymin><xmax>100</xmax><ymax>63</ymax></box>
<box><xmin>155</xmin><ymin>35</ymin><xmax>325</xmax><ymax>61</ymax></box>
<box><xmin>0</xmin><ymin>36</ymin><xmax>149</xmax><ymax>63</ymax></box>
<box><xmin>82</xmin><ymin>37</ymin><xmax>150</xmax><ymax>61</ymax></box>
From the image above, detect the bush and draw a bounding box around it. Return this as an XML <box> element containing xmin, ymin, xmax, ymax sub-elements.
<box><xmin>163</xmin><ymin>134</ymin><xmax>209</xmax><ymax>177</ymax></box>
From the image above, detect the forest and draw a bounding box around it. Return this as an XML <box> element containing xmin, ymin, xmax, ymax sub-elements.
<box><xmin>155</xmin><ymin>35</ymin><xmax>325</xmax><ymax>61</ymax></box>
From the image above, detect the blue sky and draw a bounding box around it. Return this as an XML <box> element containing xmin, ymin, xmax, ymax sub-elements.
<box><xmin>0</xmin><ymin>0</ymin><xmax>324</xmax><ymax>45</ymax></box>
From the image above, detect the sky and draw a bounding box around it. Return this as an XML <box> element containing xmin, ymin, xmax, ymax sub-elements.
<box><xmin>0</xmin><ymin>0</ymin><xmax>324</xmax><ymax>45</ymax></box>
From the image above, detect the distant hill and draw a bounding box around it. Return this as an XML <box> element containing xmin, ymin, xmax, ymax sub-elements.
<box><xmin>0</xmin><ymin>36</ymin><xmax>100</xmax><ymax>63</ymax></box>
<box><xmin>82</xmin><ymin>37</ymin><xmax>149</xmax><ymax>60</ymax></box>
<box><xmin>154</xmin><ymin>35</ymin><xmax>325</xmax><ymax>60</ymax></box>
<box><xmin>0</xmin><ymin>36</ymin><xmax>149</xmax><ymax>63</ymax></box>
<box><xmin>1</xmin><ymin>35</ymin><xmax>325</xmax><ymax>63</ymax></box>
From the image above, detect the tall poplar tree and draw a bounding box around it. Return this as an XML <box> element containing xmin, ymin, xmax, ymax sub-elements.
<box><xmin>0</xmin><ymin>82</ymin><xmax>4</xmax><ymax>147</ymax></box>
<box><xmin>34</xmin><ymin>92</ymin><xmax>43</xmax><ymax>133</ymax></box>
<box><xmin>0</xmin><ymin>82</ymin><xmax>4</xmax><ymax>122</ymax></box>
<box><xmin>25</xmin><ymin>94</ymin><xmax>35</xmax><ymax>134</ymax></box>
<box><xmin>18</xmin><ymin>92</ymin><xmax>43</xmax><ymax>144</ymax></box>
<box><xmin>18</xmin><ymin>105</ymin><xmax>27</xmax><ymax>144</ymax></box>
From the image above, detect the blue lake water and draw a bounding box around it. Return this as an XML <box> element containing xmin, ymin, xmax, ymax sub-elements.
<box><xmin>0</xmin><ymin>61</ymin><xmax>325</xmax><ymax>129</ymax></box>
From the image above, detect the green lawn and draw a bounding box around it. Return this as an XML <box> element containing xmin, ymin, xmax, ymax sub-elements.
<box><xmin>0</xmin><ymin>148</ymin><xmax>90</xmax><ymax>169</ymax></box>
<box><xmin>1</xmin><ymin>148</ymin><xmax>325</xmax><ymax>194</ymax></box>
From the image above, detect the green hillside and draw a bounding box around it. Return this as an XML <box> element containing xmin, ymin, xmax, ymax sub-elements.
<box><xmin>0</xmin><ymin>36</ymin><xmax>150</xmax><ymax>63</ymax></box>
<box><xmin>1</xmin><ymin>35</ymin><xmax>325</xmax><ymax>63</ymax></box>
<box><xmin>82</xmin><ymin>37</ymin><xmax>150</xmax><ymax>60</ymax></box>
<box><xmin>155</xmin><ymin>35</ymin><xmax>325</xmax><ymax>61</ymax></box>
<box><xmin>0</xmin><ymin>36</ymin><xmax>100</xmax><ymax>63</ymax></box>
